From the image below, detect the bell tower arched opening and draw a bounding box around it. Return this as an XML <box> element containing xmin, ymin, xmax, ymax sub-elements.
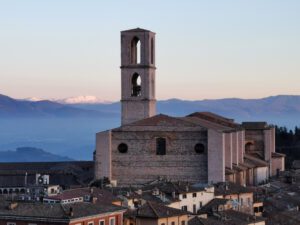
<box><xmin>131</xmin><ymin>37</ymin><xmax>141</xmax><ymax>64</ymax></box>
<box><xmin>131</xmin><ymin>73</ymin><xmax>142</xmax><ymax>97</ymax></box>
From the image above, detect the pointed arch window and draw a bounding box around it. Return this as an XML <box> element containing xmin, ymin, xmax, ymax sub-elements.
<box><xmin>131</xmin><ymin>73</ymin><xmax>142</xmax><ymax>97</ymax></box>
<box><xmin>131</xmin><ymin>37</ymin><xmax>141</xmax><ymax>64</ymax></box>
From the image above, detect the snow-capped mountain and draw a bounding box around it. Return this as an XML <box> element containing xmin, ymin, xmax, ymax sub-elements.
<box><xmin>23</xmin><ymin>95</ymin><xmax>112</xmax><ymax>104</ymax></box>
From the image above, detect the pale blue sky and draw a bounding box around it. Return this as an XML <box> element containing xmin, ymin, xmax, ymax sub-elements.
<box><xmin>0</xmin><ymin>0</ymin><xmax>299</xmax><ymax>101</ymax></box>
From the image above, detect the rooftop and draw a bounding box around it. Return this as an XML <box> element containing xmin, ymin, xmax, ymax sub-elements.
<box><xmin>125</xmin><ymin>201</ymin><xmax>187</xmax><ymax>219</ymax></box>
<box><xmin>214</xmin><ymin>182</ymin><xmax>253</xmax><ymax>196</ymax></box>
<box><xmin>0</xmin><ymin>201</ymin><xmax>125</xmax><ymax>222</ymax></box>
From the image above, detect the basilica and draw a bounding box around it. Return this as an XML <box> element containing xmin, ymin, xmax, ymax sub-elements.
<box><xmin>94</xmin><ymin>28</ymin><xmax>285</xmax><ymax>186</ymax></box>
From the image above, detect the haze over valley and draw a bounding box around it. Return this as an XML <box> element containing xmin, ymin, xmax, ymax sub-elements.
<box><xmin>0</xmin><ymin>93</ymin><xmax>299</xmax><ymax>160</ymax></box>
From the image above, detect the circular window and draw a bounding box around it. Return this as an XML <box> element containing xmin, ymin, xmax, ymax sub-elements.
<box><xmin>194</xmin><ymin>143</ymin><xmax>205</xmax><ymax>154</ymax></box>
<box><xmin>118</xmin><ymin>143</ymin><xmax>128</xmax><ymax>153</ymax></box>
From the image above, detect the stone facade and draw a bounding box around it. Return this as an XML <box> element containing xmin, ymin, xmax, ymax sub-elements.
<box><xmin>96</xmin><ymin>115</ymin><xmax>209</xmax><ymax>185</ymax></box>
<box><xmin>120</xmin><ymin>28</ymin><xmax>156</xmax><ymax>125</ymax></box>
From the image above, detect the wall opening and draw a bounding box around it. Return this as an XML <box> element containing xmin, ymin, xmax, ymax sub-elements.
<box><xmin>131</xmin><ymin>73</ymin><xmax>142</xmax><ymax>97</ymax></box>
<box><xmin>118</xmin><ymin>143</ymin><xmax>128</xmax><ymax>153</ymax></box>
<box><xmin>131</xmin><ymin>37</ymin><xmax>141</xmax><ymax>64</ymax></box>
<box><xmin>194</xmin><ymin>143</ymin><xmax>205</xmax><ymax>154</ymax></box>
<box><xmin>245</xmin><ymin>142</ymin><xmax>254</xmax><ymax>152</ymax></box>
<box><xmin>151</xmin><ymin>38</ymin><xmax>154</xmax><ymax>64</ymax></box>
<box><xmin>156</xmin><ymin>138</ymin><xmax>166</xmax><ymax>155</ymax></box>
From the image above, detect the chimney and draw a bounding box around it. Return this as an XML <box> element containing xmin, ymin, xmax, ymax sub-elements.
<box><xmin>172</xmin><ymin>191</ymin><xmax>176</xmax><ymax>199</ymax></box>
<box><xmin>185</xmin><ymin>185</ymin><xmax>189</xmax><ymax>192</ymax></box>
<box><xmin>24</xmin><ymin>172</ymin><xmax>28</xmax><ymax>186</ymax></box>
<box><xmin>8</xmin><ymin>202</ymin><xmax>18</xmax><ymax>210</ymax></box>
<box><xmin>92</xmin><ymin>197</ymin><xmax>98</xmax><ymax>204</ymax></box>
<box><xmin>225</xmin><ymin>183</ymin><xmax>229</xmax><ymax>191</ymax></box>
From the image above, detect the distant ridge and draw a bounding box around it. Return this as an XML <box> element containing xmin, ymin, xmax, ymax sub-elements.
<box><xmin>0</xmin><ymin>94</ymin><xmax>117</xmax><ymax>118</ymax></box>
<box><xmin>1</xmin><ymin>93</ymin><xmax>300</xmax><ymax>126</ymax></box>
<box><xmin>0</xmin><ymin>147</ymin><xmax>72</xmax><ymax>162</ymax></box>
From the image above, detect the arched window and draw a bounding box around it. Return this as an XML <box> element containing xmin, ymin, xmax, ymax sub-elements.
<box><xmin>118</xmin><ymin>143</ymin><xmax>128</xmax><ymax>153</ymax></box>
<box><xmin>131</xmin><ymin>73</ymin><xmax>142</xmax><ymax>97</ymax></box>
<box><xmin>151</xmin><ymin>38</ymin><xmax>154</xmax><ymax>64</ymax></box>
<box><xmin>194</xmin><ymin>143</ymin><xmax>205</xmax><ymax>154</ymax></box>
<box><xmin>156</xmin><ymin>138</ymin><xmax>166</xmax><ymax>155</ymax></box>
<box><xmin>131</xmin><ymin>37</ymin><xmax>141</xmax><ymax>64</ymax></box>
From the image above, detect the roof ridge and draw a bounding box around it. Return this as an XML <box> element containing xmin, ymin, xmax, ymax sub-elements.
<box><xmin>146</xmin><ymin>201</ymin><xmax>160</xmax><ymax>218</ymax></box>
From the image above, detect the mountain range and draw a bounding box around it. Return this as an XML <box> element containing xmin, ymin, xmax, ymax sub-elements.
<box><xmin>0</xmin><ymin>147</ymin><xmax>72</xmax><ymax>162</ymax></box>
<box><xmin>0</xmin><ymin>93</ymin><xmax>299</xmax><ymax>160</ymax></box>
<box><xmin>0</xmin><ymin>94</ymin><xmax>117</xmax><ymax>118</ymax></box>
<box><xmin>1</xmin><ymin>93</ymin><xmax>300</xmax><ymax>126</ymax></box>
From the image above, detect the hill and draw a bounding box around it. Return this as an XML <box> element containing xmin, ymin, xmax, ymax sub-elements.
<box><xmin>0</xmin><ymin>147</ymin><xmax>72</xmax><ymax>162</ymax></box>
<box><xmin>0</xmin><ymin>94</ymin><xmax>117</xmax><ymax>118</ymax></box>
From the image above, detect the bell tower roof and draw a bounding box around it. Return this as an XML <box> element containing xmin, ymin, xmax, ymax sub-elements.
<box><xmin>121</xmin><ymin>27</ymin><xmax>155</xmax><ymax>34</ymax></box>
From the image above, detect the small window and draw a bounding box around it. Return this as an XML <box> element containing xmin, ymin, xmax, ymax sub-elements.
<box><xmin>182</xmin><ymin>194</ymin><xmax>187</xmax><ymax>199</ymax></box>
<box><xmin>118</xmin><ymin>143</ymin><xmax>128</xmax><ymax>153</ymax></box>
<box><xmin>181</xmin><ymin>205</ymin><xmax>187</xmax><ymax>211</ymax></box>
<box><xmin>88</xmin><ymin>222</ymin><xmax>94</xmax><ymax>225</ymax></box>
<box><xmin>192</xmin><ymin>193</ymin><xmax>197</xmax><ymax>198</ymax></box>
<box><xmin>161</xmin><ymin>224</ymin><xmax>165</xmax><ymax>225</ymax></box>
<box><xmin>99</xmin><ymin>220</ymin><xmax>105</xmax><ymax>225</ymax></box>
<box><xmin>194</xmin><ymin>143</ymin><xmax>205</xmax><ymax>154</ymax></box>
<box><xmin>200</xmin><ymin>201</ymin><xmax>203</xmax><ymax>208</ymax></box>
<box><xmin>109</xmin><ymin>218</ymin><xmax>115</xmax><ymax>225</ymax></box>
<box><xmin>181</xmin><ymin>221</ymin><xmax>186</xmax><ymax>225</ymax></box>
<box><xmin>193</xmin><ymin>204</ymin><xmax>196</xmax><ymax>213</ymax></box>
<box><xmin>171</xmin><ymin>222</ymin><xmax>175</xmax><ymax>225</ymax></box>
<box><xmin>156</xmin><ymin>138</ymin><xmax>166</xmax><ymax>155</ymax></box>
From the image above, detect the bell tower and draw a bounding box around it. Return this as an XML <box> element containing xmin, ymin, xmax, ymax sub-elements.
<box><xmin>120</xmin><ymin>28</ymin><xmax>156</xmax><ymax>125</ymax></box>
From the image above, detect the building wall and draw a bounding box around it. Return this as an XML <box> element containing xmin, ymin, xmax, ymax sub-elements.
<box><xmin>95</xmin><ymin>130</ymin><xmax>112</xmax><ymax>180</ymax></box>
<box><xmin>0</xmin><ymin>213</ymin><xmax>123</xmax><ymax>225</ymax></box>
<box><xmin>231</xmin><ymin>132</ymin><xmax>239</xmax><ymax>165</ymax></box>
<box><xmin>125</xmin><ymin>215</ymin><xmax>188</xmax><ymax>225</ymax></box>
<box><xmin>208</xmin><ymin>129</ymin><xmax>225</xmax><ymax>183</ymax></box>
<box><xmin>177</xmin><ymin>188</ymin><xmax>215</xmax><ymax>213</ymax></box>
<box><xmin>271</xmin><ymin>157</ymin><xmax>285</xmax><ymax>177</ymax></box>
<box><xmin>221</xmin><ymin>192</ymin><xmax>253</xmax><ymax>214</ymax></box>
<box><xmin>244</xmin><ymin>130</ymin><xmax>265</xmax><ymax>157</ymax></box>
<box><xmin>238</xmin><ymin>130</ymin><xmax>245</xmax><ymax>164</ymax></box>
<box><xmin>254</xmin><ymin>167</ymin><xmax>268</xmax><ymax>185</ymax></box>
<box><xmin>110</xmin><ymin>130</ymin><xmax>208</xmax><ymax>185</ymax></box>
<box><xmin>225</xmin><ymin>133</ymin><xmax>232</xmax><ymax>169</ymax></box>
<box><xmin>70</xmin><ymin>213</ymin><xmax>123</xmax><ymax>225</ymax></box>
<box><xmin>236</xmin><ymin>171</ymin><xmax>246</xmax><ymax>187</ymax></box>
<box><xmin>157</xmin><ymin>215</ymin><xmax>188</xmax><ymax>225</ymax></box>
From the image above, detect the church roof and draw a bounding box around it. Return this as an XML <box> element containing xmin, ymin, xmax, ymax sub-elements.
<box><xmin>121</xmin><ymin>114</ymin><xmax>201</xmax><ymax>128</ymax></box>
<box><xmin>187</xmin><ymin>112</ymin><xmax>240</xmax><ymax>129</ymax></box>
<box><xmin>121</xmin><ymin>27</ymin><xmax>152</xmax><ymax>33</ymax></box>
<box><xmin>242</xmin><ymin>122</ymin><xmax>270</xmax><ymax>130</ymax></box>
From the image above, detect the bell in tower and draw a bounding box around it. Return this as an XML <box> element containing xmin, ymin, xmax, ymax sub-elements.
<box><xmin>120</xmin><ymin>28</ymin><xmax>156</xmax><ymax>125</ymax></box>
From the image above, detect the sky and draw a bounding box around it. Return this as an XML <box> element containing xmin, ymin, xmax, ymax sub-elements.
<box><xmin>0</xmin><ymin>0</ymin><xmax>299</xmax><ymax>101</ymax></box>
